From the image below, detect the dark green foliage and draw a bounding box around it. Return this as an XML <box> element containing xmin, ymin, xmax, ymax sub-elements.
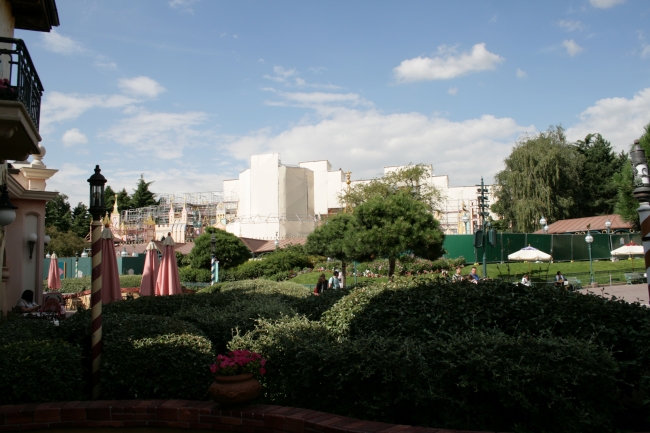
<box><xmin>614</xmin><ymin>122</ymin><xmax>650</xmax><ymax>228</ymax></box>
<box><xmin>345</xmin><ymin>192</ymin><xmax>445</xmax><ymax>276</ymax></box>
<box><xmin>179</xmin><ymin>265</ymin><xmax>212</xmax><ymax>282</ymax></box>
<box><xmin>130</xmin><ymin>175</ymin><xmax>159</xmax><ymax>208</ymax></box>
<box><xmin>176</xmin><ymin>251</ymin><xmax>191</xmax><ymax>267</ymax></box>
<box><xmin>574</xmin><ymin>133</ymin><xmax>626</xmax><ymax>217</ymax></box>
<box><xmin>60</xmin><ymin>310</ymin><xmax>214</xmax><ymax>400</ymax></box>
<box><xmin>188</xmin><ymin>227</ymin><xmax>251</xmax><ymax>270</ymax></box>
<box><xmin>0</xmin><ymin>318</ymin><xmax>84</xmax><ymax>405</ymax></box>
<box><xmin>70</xmin><ymin>202</ymin><xmax>91</xmax><ymax>239</ymax></box>
<box><xmin>220</xmin><ymin>248</ymin><xmax>312</xmax><ymax>282</ymax></box>
<box><xmin>44</xmin><ymin>226</ymin><xmax>88</xmax><ymax>258</ymax></box>
<box><xmin>231</xmin><ymin>317</ymin><xmax>618</xmax><ymax>433</ymax></box>
<box><xmin>46</xmin><ymin>275</ymin><xmax>142</xmax><ymax>293</ymax></box>
<box><xmin>45</xmin><ymin>192</ymin><xmax>72</xmax><ymax>232</ymax></box>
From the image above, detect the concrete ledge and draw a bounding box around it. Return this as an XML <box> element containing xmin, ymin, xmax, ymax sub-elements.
<box><xmin>0</xmin><ymin>400</ymin><xmax>497</xmax><ymax>433</ymax></box>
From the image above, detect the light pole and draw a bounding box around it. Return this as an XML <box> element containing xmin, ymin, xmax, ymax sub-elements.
<box><xmin>210</xmin><ymin>232</ymin><xmax>217</xmax><ymax>284</ymax></box>
<box><xmin>585</xmin><ymin>231</ymin><xmax>594</xmax><ymax>285</ymax></box>
<box><xmin>75</xmin><ymin>252</ymin><xmax>79</xmax><ymax>278</ymax></box>
<box><xmin>274</xmin><ymin>232</ymin><xmax>279</xmax><ymax>250</ymax></box>
<box><xmin>87</xmin><ymin>165</ymin><xmax>106</xmax><ymax>400</ymax></box>
<box><xmin>540</xmin><ymin>216</ymin><xmax>547</xmax><ymax>233</ymax></box>
<box><xmin>630</xmin><ymin>140</ymin><xmax>650</xmax><ymax>301</ymax></box>
<box><xmin>605</xmin><ymin>218</ymin><xmax>612</xmax><ymax>254</ymax></box>
<box><xmin>461</xmin><ymin>212</ymin><xmax>469</xmax><ymax>234</ymax></box>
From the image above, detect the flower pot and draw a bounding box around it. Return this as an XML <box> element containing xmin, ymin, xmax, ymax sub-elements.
<box><xmin>209</xmin><ymin>373</ymin><xmax>261</xmax><ymax>404</ymax></box>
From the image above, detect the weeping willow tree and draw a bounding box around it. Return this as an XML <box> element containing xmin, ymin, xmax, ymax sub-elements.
<box><xmin>492</xmin><ymin>126</ymin><xmax>584</xmax><ymax>233</ymax></box>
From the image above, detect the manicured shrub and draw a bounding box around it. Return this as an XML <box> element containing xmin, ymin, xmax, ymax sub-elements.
<box><xmin>60</xmin><ymin>311</ymin><xmax>214</xmax><ymax>400</ymax></box>
<box><xmin>0</xmin><ymin>318</ymin><xmax>84</xmax><ymax>405</ymax></box>
<box><xmin>221</xmin><ymin>248</ymin><xmax>313</xmax><ymax>282</ymax></box>
<box><xmin>119</xmin><ymin>275</ymin><xmax>143</xmax><ymax>288</ymax></box>
<box><xmin>44</xmin><ymin>275</ymin><xmax>144</xmax><ymax>293</ymax></box>
<box><xmin>230</xmin><ymin>316</ymin><xmax>619</xmax><ymax>433</ymax></box>
<box><xmin>179</xmin><ymin>266</ymin><xmax>211</xmax><ymax>282</ymax></box>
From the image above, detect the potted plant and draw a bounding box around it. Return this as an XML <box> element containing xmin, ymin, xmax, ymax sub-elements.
<box><xmin>208</xmin><ymin>349</ymin><xmax>266</xmax><ymax>404</ymax></box>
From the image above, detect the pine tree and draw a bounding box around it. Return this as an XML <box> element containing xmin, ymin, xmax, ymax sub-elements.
<box><xmin>70</xmin><ymin>202</ymin><xmax>91</xmax><ymax>239</ymax></box>
<box><xmin>45</xmin><ymin>193</ymin><xmax>72</xmax><ymax>232</ymax></box>
<box><xmin>131</xmin><ymin>175</ymin><xmax>158</xmax><ymax>208</ymax></box>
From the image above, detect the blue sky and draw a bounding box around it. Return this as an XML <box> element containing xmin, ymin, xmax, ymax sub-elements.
<box><xmin>16</xmin><ymin>0</ymin><xmax>650</xmax><ymax>205</ymax></box>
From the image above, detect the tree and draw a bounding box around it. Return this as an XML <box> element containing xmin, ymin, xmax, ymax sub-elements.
<box><xmin>45</xmin><ymin>226</ymin><xmax>88</xmax><ymax>258</ymax></box>
<box><xmin>104</xmin><ymin>185</ymin><xmax>132</xmax><ymax>214</ymax></box>
<box><xmin>341</xmin><ymin>164</ymin><xmax>444</xmax><ymax>212</ymax></box>
<box><xmin>131</xmin><ymin>174</ymin><xmax>158</xmax><ymax>208</ymax></box>
<box><xmin>613</xmin><ymin>122</ymin><xmax>650</xmax><ymax>228</ymax></box>
<box><xmin>70</xmin><ymin>202</ymin><xmax>91</xmax><ymax>239</ymax></box>
<box><xmin>188</xmin><ymin>227</ymin><xmax>251</xmax><ymax>270</ymax></box>
<box><xmin>574</xmin><ymin>133</ymin><xmax>627</xmax><ymax>217</ymax></box>
<box><xmin>45</xmin><ymin>193</ymin><xmax>72</xmax><ymax>232</ymax></box>
<box><xmin>492</xmin><ymin>126</ymin><xmax>584</xmax><ymax>233</ymax></box>
<box><xmin>104</xmin><ymin>185</ymin><xmax>116</xmax><ymax>215</ymax></box>
<box><xmin>345</xmin><ymin>192</ymin><xmax>445</xmax><ymax>277</ymax></box>
<box><xmin>304</xmin><ymin>213</ymin><xmax>355</xmax><ymax>287</ymax></box>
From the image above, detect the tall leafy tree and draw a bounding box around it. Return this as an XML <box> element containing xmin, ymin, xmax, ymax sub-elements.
<box><xmin>104</xmin><ymin>186</ymin><xmax>133</xmax><ymax>214</ymax></box>
<box><xmin>104</xmin><ymin>185</ymin><xmax>116</xmax><ymax>215</ymax></box>
<box><xmin>188</xmin><ymin>227</ymin><xmax>251</xmax><ymax>269</ymax></box>
<box><xmin>613</xmin><ymin>122</ymin><xmax>650</xmax><ymax>228</ymax></box>
<box><xmin>131</xmin><ymin>174</ymin><xmax>159</xmax><ymax>208</ymax></box>
<box><xmin>345</xmin><ymin>192</ymin><xmax>445</xmax><ymax>277</ymax></box>
<box><xmin>492</xmin><ymin>126</ymin><xmax>584</xmax><ymax>233</ymax></box>
<box><xmin>341</xmin><ymin>164</ymin><xmax>444</xmax><ymax>212</ymax></box>
<box><xmin>304</xmin><ymin>213</ymin><xmax>355</xmax><ymax>287</ymax></box>
<box><xmin>45</xmin><ymin>193</ymin><xmax>72</xmax><ymax>233</ymax></box>
<box><xmin>45</xmin><ymin>226</ymin><xmax>88</xmax><ymax>258</ymax></box>
<box><xmin>70</xmin><ymin>202</ymin><xmax>91</xmax><ymax>239</ymax></box>
<box><xmin>574</xmin><ymin>133</ymin><xmax>626</xmax><ymax>217</ymax></box>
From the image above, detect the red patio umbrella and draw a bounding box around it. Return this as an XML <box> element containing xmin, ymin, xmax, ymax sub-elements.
<box><xmin>139</xmin><ymin>240</ymin><xmax>160</xmax><ymax>296</ymax></box>
<box><xmin>101</xmin><ymin>227</ymin><xmax>122</xmax><ymax>304</ymax></box>
<box><xmin>47</xmin><ymin>252</ymin><xmax>61</xmax><ymax>290</ymax></box>
<box><xmin>155</xmin><ymin>234</ymin><xmax>182</xmax><ymax>296</ymax></box>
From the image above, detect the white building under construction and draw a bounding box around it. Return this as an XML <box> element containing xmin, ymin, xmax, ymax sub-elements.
<box><xmin>110</xmin><ymin>153</ymin><xmax>495</xmax><ymax>243</ymax></box>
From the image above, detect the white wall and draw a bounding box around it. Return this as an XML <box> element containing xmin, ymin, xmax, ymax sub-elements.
<box><xmin>250</xmin><ymin>154</ymin><xmax>279</xmax><ymax>216</ymax></box>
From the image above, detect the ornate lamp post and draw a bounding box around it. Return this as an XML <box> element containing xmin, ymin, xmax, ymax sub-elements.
<box><xmin>75</xmin><ymin>252</ymin><xmax>79</xmax><ymax>278</ymax></box>
<box><xmin>274</xmin><ymin>232</ymin><xmax>280</xmax><ymax>250</ymax></box>
<box><xmin>87</xmin><ymin>165</ymin><xmax>106</xmax><ymax>400</ymax></box>
<box><xmin>605</xmin><ymin>218</ymin><xmax>612</xmax><ymax>253</ymax></box>
<box><xmin>630</xmin><ymin>140</ymin><xmax>650</xmax><ymax>301</ymax></box>
<box><xmin>461</xmin><ymin>212</ymin><xmax>469</xmax><ymax>234</ymax></box>
<box><xmin>585</xmin><ymin>231</ymin><xmax>594</xmax><ymax>285</ymax></box>
<box><xmin>540</xmin><ymin>216</ymin><xmax>547</xmax><ymax>233</ymax></box>
<box><xmin>211</xmin><ymin>232</ymin><xmax>218</xmax><ymax>284</ymax></box>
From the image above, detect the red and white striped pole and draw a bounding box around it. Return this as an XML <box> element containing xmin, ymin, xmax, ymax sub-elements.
<box><xmin>630</xmin><ymin>140</ymin><xmax>650</xmax><ymax>303</ymax></box>
<box><xmin>87</xmin><ymin>165</ymin><xmax>106</xmax><ymax>399</ymax></box>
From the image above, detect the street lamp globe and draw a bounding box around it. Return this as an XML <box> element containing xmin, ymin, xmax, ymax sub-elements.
<box><xmin>539</xmin><ymin>216</ymin><xmax>547</xmax><ymax>227</ymax></box>
<box><xmin>81</xmin><ymin>250</ymin><xmax>88</xmax><ymax>258</ymax></box>
<box><xmin>120</xmin><ymin>247</ymin><xmax>128</xmax><ymax>257</ymax></box>
<box><xmin>543</xmin><ymin>224</ymin><xmax>549</xmax><ymax>233</ymax></box>
<box><xmin>605</xmin><ymin>219</ymin><xmax>612</xmax><ymax>231</ymax></box>
<box><xmin>585</xmin><ymin>233</ymin><xmax>593</xmax><ymax>244</ymax></box>
<box><xmin>461</xmin><ymin>214</ymin><xmax>469</xmax><ymax>223</ymax></box>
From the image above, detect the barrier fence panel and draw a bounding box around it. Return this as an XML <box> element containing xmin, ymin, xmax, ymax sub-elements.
<box><xmin>442</xmin><ymin>232</ymin><xmax>643</xmax><ymax>263</ymax></box>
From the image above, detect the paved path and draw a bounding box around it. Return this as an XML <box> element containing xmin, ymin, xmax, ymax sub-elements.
<box><xmin>580</xmin><ymin>283</ymin><xmax>650</xmax><ymax>305</ymax></box>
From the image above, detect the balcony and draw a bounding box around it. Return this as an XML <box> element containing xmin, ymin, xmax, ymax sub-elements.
<box><xmin>0</xmin><ymin>37</ymin><xmax>43</xmax><ymax>161</ymax></box>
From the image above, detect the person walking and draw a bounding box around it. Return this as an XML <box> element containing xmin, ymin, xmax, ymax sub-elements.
<box><xmin>328</xmin><ymin>271</ymin><xmax>341</xmax><ymax>289</ymax></box>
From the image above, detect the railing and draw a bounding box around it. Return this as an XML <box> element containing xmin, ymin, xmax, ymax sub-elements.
<box><xmin>0</xmin><ymin>37</ymin><xmax>43</xmax><ymax>129</ymax></box>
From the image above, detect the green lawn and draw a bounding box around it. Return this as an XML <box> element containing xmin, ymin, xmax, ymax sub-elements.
<box><xmin>291</xmin><ymin>258</ymin><xmax>647</xmax><ymax>286</ymax></box>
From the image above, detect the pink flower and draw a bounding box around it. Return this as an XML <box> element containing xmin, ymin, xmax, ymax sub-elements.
<box><xmin>209</xmin><ymin>363</ymin><xmax>218</xmax><ymax>373</ymax></box>
<box><xmin>259</xmin><ymin>368</ymin><xmax>266</xmax><ymax>375</ymax></box>
<box><xmin>260</xmin><ymin>359</ymin><xmax>266</xmax><ymax>366</ymax></box>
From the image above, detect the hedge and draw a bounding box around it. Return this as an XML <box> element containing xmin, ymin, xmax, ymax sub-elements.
<box><xmin>59</xmin><ymin>310</ymin><xmax>214</xmax><ymax>400</ymax></box>
<box><xmin>0</xmin><ymin>318</ymin><xmax>84</xmax><ymax>405</ymax></box>
<box><xmin>230</xmin><ymin>316</ymin><xmax>618</xmax><ymax>433</ymax></box>
<box><xmin>44</xmin><ymin>275</ymin><xmax>143</xmax><ymax>293</ymax></box>
<box><xmin>179</xmin><ymin>266</ymin><xmax>212</xmax><ymax>283</ymax></box>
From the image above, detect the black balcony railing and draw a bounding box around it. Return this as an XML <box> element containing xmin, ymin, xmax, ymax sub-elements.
<box><xmin>0</xmin><ymin>37</ymin><xmax>43</xmax><ymax>130</ymax></box>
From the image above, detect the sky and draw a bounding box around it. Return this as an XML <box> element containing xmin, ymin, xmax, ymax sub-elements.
<box><xmin>16</xmin><ymin>0</ymin><xmax>650</xmax><ymax>206</ymax></box>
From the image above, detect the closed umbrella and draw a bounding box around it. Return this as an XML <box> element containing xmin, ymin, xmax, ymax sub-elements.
<box><xmin>508</xmin><ymin>246</ymin><xmax>552</xmax><ymax>261</ymax></box>
<box><xmin>47</xmin><ymin>252</ymin><xmax>61</xmax><ymax>290</ymax></box>
<box><xmin>139</xmin><ymin>240</ymin><xmax>160</xmax><ymax>296</ymax></box>
<box><xmin>610</xmin><ymin>241</ymin><xmax>644</xmax><ymax>257</ymax></box>
<box><xmin>101</xmin><ymin>227</ymin><xmax>122</xmax><ymax>304</ymax></box>
<box><xmin>156</xmin><ymin>234</ymin><xmax>182</xmax><ymax>296</ymax></box>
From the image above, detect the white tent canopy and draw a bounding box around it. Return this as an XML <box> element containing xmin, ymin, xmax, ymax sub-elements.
<box><xmin>611</xmin><ymin>242</ymin><xmax>644</xmax><ymax>257</ymax></box>
<box><xmin>508</xmin><ymin>246</ymin><xmax>552</xmax><ymax>261</ymax></box>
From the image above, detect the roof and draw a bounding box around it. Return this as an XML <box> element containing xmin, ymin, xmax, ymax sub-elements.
<box><xmin>9</xmin><ymin>0</ymin><xmax>60</xmax><ymax>31</ymax></box>
<box><xmin>240</xmin><ymin>237</ymin><xmax>307</xmax><ymax>254</ymax></box>
<box><xmin>534</xmin><ymin>214</ymin><xmax>634</xmax><ymax>234</ymax></box>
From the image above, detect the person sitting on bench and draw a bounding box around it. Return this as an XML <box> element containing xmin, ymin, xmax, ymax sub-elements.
<box><xmin>16</xmin><ymin>290</ymin><xmax>41</xmax><ymax>315</ymax></box>
<box><xmin>555</xmin><ymin>271</ymin><xmax>573</xmax><ymax>290</ymax></box>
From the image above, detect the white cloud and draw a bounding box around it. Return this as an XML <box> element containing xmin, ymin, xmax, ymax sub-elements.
<box><xmin>448</xmin><ymin>87</ymin><xmax>458</xmax><ymax>95</ymax></box>
<box><xmin>589</xmin><ymin>0</ymin><xmax>624</xmax><ymax>9</ymax></box>
<box><xmin>118</xmin><ymin>76</ymin><xmax>166</xmax><ymax>98</ymax></box>
<box><xmin>557</xmin><ymin>20</ymin><xmax>585</xmax><ymax>31</ymax></box>
<box><xmin>263</xmin><ymin>66</ymin><xmax>341</xmax><ymax>89</ymax></box>
<box><xmin>61</xmin><ymin>128</ymin><xmax>88</xmax><ymax>147</ymax></box>
<box><xmin>41</xmin><ymin>29</ymin><xmax>84</xmax><ymax>55</ymax></box>
<box><xmin>642</xmin><ymin>45</ymin><xmax>650</xmax><ymax>59</ymax></box>
<box><xmin>566</xmin><ymin>88</ymin><xmax>650</xmax><ymax>150</ymax></box>
<box><xmin>94</xmin><ymin>60</ymin><xmax>117</xmax><ymax>70</ymax></box>
<box><xmin>393</xmin><ymin>43</ymin><xmax>504</xmax><ymax>82</ymax></box>
<box><xmin>562</xmin><ymin>39</ymin><xmax>584</xmax><ymax>57</ymax></box>
<box><xmin>169</xmin><ymin>0</ymin><xmax>200</xmax><ymax>10</ymax></box>
<box><xmin>516</xmin><ymin>68</ymin><xmax>527</xmax><ymax>78</ymax></box>
<box><xmin>40</xmin><ymin>92</ymin><xmax>137</xmax><ymax>131</ymax></box>
<box><xmin>225</xmin><ymin>105</ymin><xmax>534</xmax><ymax>186</ymax></box>
<box><xmin>102</xmin><ymin>110</ymin><xmax>210</xmax><ymax>159</ymax></box>
<box><xmin>264</xmin><ymin>66</ymin><xmax>297</xmax><ymax>83</ymax></box>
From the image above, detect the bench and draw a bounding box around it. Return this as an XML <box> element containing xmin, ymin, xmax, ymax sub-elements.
<box><xmin>566</xmin><ymin>277</ymin><xmax>582</xmax><ymax>290</ymax></box>
<box><xmin>624</xmin><ymin>273</ymin><xmax>646</xmax><ymax>284</ymax></box>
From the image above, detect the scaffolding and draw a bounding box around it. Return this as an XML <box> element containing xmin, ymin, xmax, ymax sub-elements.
<box><xmin>116</xmin><ymin>191</ymin><xmax>239</xmax><ymax>243</ymax></box>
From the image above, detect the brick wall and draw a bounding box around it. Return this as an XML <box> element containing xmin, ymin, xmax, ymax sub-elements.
<box><xmin>0</xmin><ymin>400</ymin><xmax>496</xmax><ymax>433</ymax></box>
